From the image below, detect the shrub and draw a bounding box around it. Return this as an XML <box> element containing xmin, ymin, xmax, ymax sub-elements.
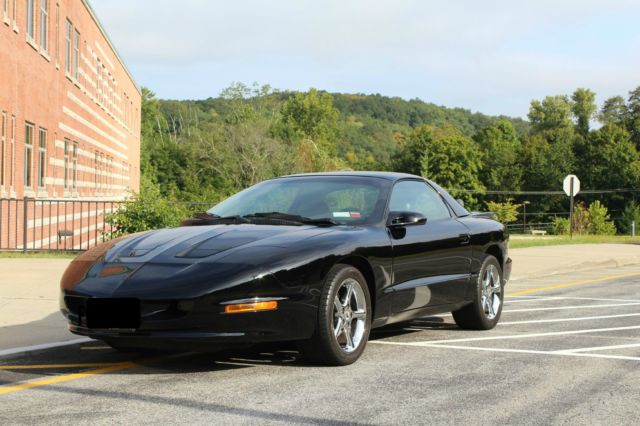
<box><xmin>486</xmin><ymin>201</ymin><xmax>521</xmax><ymax>224</ymax></box>
<box><xmin>551</xmin><ymin>217</ymin><xmax>570</xmax><ymax>235</ymax></box>
<box><xmin>618</xmin><ymin>202</ymin><xmax>640</xmax><ymax>235</ymax></box>
<box><xmin>106</xmin><ymin>178</ymin><xmax>190</xmax><ymax>238</ymax></box>
<box><xmin>588</xmin><ymin>200</ymin><xmax>617</xmax><ymax>235</ymax></box>
<box><xmin>551</xmin><ymin>201</ymin><xmax>617</xmax><ymax>235</ymax></box>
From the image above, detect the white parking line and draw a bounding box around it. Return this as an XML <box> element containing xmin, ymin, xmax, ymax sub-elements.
<box><xmin>507</xmin><ymin>296</ymin><xmax>640</xmax><ymax>303</ymax></box>
<box><xmin>385</xmin><ymin>325</ymin><xmax>640</xmax><ymax>345</ymax></box>
<box><xmin>0</xmin><ymin>338</ymin><xmax>93</xmax><ymax>357</ymax></box>
<box><xmin>553</xmin><ymin>343</ymin><xmax>640</xmax><ymax>354</ymax></box>
<box><xmin>500</xmin><ymin>312</ymin><xmax>640</xmax><ymax>325</ymax></box>
<box><xmin>504</xmin><ymin>302</ymin><xmax>640</xmax><ymax>313</ymax></box>
<box><xmin>370</xmin><ymin>341</ymin><xmax>640</xmax><ymax>362</ymax></box>
<box><xmin>504</xmin><ymin>297</ymin><xmax>569</xmax><ymax>304</ymax></box>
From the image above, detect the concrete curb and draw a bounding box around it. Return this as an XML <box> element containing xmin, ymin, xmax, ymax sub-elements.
<box><xmin>510</xmin><ymin>257</ymin><xmax>640</xmax><ymax>282</ymax></box>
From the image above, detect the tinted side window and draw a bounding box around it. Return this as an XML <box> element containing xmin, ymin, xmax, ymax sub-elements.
<box><xmin>389</xmin><ymin>181</ymin><xmax>451</xmax><ymax>221</ymax></box>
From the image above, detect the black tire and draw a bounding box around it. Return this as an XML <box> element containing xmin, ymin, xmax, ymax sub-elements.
<box><xmin>299</xmin><ymin>264</ymin><xmax>372</xmax><ymax>366</ymax></box>
<box><xmin>452</xmin><ymin>255</ymin><xmax>503</xmax><ymax>330</ymax></box>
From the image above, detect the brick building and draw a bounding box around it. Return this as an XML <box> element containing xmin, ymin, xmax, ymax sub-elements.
<box><xmin>0</xmin><ymin>0</ymin><xmax>141</xmax><ymax>250</ymax></box>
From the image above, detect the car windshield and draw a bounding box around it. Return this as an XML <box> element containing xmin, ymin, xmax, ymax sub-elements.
<box><xmin>207</xmin><ymin>176</ymin><xmax>391</xmax><ymax>225</ymax></box>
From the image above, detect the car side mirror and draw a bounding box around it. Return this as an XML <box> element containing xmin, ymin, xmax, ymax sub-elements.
<box><xmin>387</xmin><ymin>211</ymin><xmax>427</xmax><ymax>228</ymax></box>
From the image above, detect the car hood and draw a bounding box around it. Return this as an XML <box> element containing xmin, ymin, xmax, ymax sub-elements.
<box><xmin>106</xmin><ymin>224</ymin><xmax>335</xmax><ymax>262</ymax></box>
<box><xmin>61</xmin><ymin>224</ymin><xmax>341</xmax><ymax>298</ymax></box>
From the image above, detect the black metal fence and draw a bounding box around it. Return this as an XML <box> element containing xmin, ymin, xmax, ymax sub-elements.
<box><xmin>0</xmin><ymin>198</ymin><xmax>123</xmax><ymax>252</ymax></box>
<box><xmin>0</xmin><ymin>198</ymin><xmax>214</xmax><ymax>252</ymax></box>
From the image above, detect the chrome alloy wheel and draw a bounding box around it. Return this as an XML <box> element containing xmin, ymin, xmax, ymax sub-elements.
<box><xmin>481</xmin><ymin>264</ymin><xmax>502</xmax><ymax>320</ymax></box>
<box><xmin>332</xmin><ymin>278</ymin><xmax>367</xmax><ymax>353</ymax></box>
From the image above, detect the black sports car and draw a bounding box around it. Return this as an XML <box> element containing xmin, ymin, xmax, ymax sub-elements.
<box><xmin>60</xmin><ymin>172</ymin><xmax>511</xmax><ymax>365</ymax></box>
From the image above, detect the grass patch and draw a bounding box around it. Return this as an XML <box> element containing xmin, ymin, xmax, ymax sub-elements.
<box><xmin>0</xmin><ymin>251</ymin><xmax>79</xmax><ymax>259</ymax></box>
<box><xmin>509</xmin><ymin>235</ymin><xmax>640</xmax><ymax>249</ymax></box>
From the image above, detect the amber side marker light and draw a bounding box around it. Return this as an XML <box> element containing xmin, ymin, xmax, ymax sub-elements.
<box><xmin>224</xmin><ymin>300</ymin><xmax>279</xmax><ymax>314</ymax></box>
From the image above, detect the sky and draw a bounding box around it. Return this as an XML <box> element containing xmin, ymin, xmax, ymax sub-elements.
<box><xmin>90</xmin><ymin>0</ymin><xmax>640</xmax><ymax>118</ymax></box>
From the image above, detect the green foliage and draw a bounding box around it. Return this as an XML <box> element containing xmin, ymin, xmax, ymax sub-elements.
<box><xmin>134</xmin><ymin>83</ymin><xmax>640</xmax><ymax>235</ymax></box>
<box><xmin>628</xmin><ymin>86</ymin><xmax>640</xmax><ymax>149</ymax></box>
<box><xmin>528</xmin><ymin>95</ymin><xmax>573</xmax><ymax>132</ymax></box>
<box><xmin>486</xmin><ymin>201</ymin><xmax>521</xmax><ymax>223</ymax></box>
<box><xmin>105</xmin><ymin>177</ymin><xmax>189</xmax><ymax>237</ymax></box>
<box><xmin>571</xmin><ymin>88</ymin><xmax>597</xmax><ymax>135</ymax></box>
<box><xmin>577</xmin><ymin>124</ymin><xmax>640</xmax><ymax>191</ymax></box>
<box><xmin>551</xmin><ymin>201</ymin><xmax>616</xmax><ymax>236</ymax></box>
<box><xmin>552</xmin><ymin>217</ymin><xmax>570</xmax><ymax>235</ymax></box>
<box><xmin>588</xmin><ymin>201</ymin><xmax>617</xmax><ymax>235</ymax></box>
<box><xmin>474</xmin><ymin>120</ymin><xmax>522</xmax><ymax>192</ymax></box>
<box><xmin>275</xmin><ymin>89</ymin><xmax>340</xmax><ymax>146</ymax></box>
<box><xmin>618</xmin><ymin>202</ymin><xmax>640</xmax><ymax>235</ymax></box>
<box><xmin>393</xmin><ymin>124</ymin><xmax>484</xmax><ymax>206</ymax></box>
<box><xmin>599</xmin><ymin>96</ymin><xmax>627</xmax><ymax>126</ymax></box>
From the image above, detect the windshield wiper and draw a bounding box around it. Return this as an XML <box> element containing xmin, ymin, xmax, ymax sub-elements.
<box><xmin>181</xmin><ymin>212</ymin><xmax>248</xmax><ymax>226</ymax></box>
<box><xmin>243</xmin><ymin>212</ymin><xmax>340</xmax><ymax>227</ymax></box>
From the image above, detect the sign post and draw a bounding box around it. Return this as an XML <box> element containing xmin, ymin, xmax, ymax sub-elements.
<box><xmin>563</xmin><ymin>175</ymin><xmax>581</xmax><ymax>239</ymax></box>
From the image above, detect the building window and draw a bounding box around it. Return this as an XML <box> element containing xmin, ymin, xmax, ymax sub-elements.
<box><xmin>94</xmin><ymin>151</ymin><xmax>98</xmax><ymax>189</ymax></box>
<box><xmin>1</xmin><ymin>112</ymin><xmax>5</xmax><ymax>188</ymax></box>
<box><xmin>39</xmin><ymin>0</ymin><xmax>47</xmax><ymax>52</ymax></box>
<box><xmin>96</xmin><ymin>58</ymin><xmax>102</xmax><ymax>103</ymax></box>
<box><xmin>63</xmin><ymin>138</ymin><xmax>69</xmax><ymax>189</ymax></box>
<box><xmin>37</xmin><ymin>127</ymin><xmax>46</xmax><ymax>188</ymax></box>
<box><xmin>72</xmin><ymin>141</ymin><xmax>77</xmax><ymax>189</ymax></box>
<box><xmin>24</xmin><ymin>122</ymin><xmax>34</xmax><ymax>189</ymax></box>
<box><xmin>26</xmin><ymin>0</ymin><xmax>34</xmax><ymax>40</ymax></box>
<box><xmin>64</xmin><ymin>18</ymin><xmax>71</xmax><ymax>74</ymax></box>
<box><xmin>73</xmin><ymin>28</ymin><xmax>79</xmax><ymax>80</ymax></box>
<box><xmin>10</xmin><ymin>115</ymin><xmax>14</xmax><ymax>187</ymax></box>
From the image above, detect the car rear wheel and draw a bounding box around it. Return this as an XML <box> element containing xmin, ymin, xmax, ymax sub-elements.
<box><xmin>452</xmin><ymin>255</ymin><xmax>503</xmax><ymax>330</ymax></box>
<box><xmin>299</xmin><ymin>264</ymin><xmax>372</xmax><ymax>366</ymax></box>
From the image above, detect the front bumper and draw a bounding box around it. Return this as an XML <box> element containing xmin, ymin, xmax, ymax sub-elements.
<box><xmin>61</xmin><ymin>293</ymin><xmax>317</xmax><ymax>350</ymax></box>
<box><xmin>503</xmin><ymin>257</ymin><xmax>512</xmax><ymax>284</ymax></box>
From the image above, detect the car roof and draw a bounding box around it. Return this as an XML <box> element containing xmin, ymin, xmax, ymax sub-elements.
<box><xmin>279</xmin><ymin>171</ymin><xmax>424</xmax><ymax>181</ymax></box>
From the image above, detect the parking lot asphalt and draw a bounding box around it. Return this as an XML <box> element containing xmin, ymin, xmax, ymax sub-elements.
<box><xmin>1</xmin><ymin>265</ymin><xmax>640</xmax><ymax>425</ymax></box>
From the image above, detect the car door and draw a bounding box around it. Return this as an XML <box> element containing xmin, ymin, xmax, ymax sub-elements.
<box><xmin>388</xmin><ymin>180</ymin><xmax>472</xmax><ymax>312</ymax></box>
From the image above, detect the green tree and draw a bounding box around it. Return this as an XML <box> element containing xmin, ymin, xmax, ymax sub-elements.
<box><xmin>628</xmin><ymin>86</ymin><xmax>640</xmax><ymax>148</ymax></box>
<box><xmin>486</xmin><ymin>201</ymin><xmax>521</xmax><ymax>223</ymax></box>
<box><xmin>618</xmin><ymin>202</ymin><xmax>640</xmax><ymax>235</ymax></box>
<box><xmin>474</xmin><ymin>120</ymin><xmax>522</xmax><ymax>191</ymax></box>
<box><xmin>394</xmin><ymin>124</ymin><xmax>484</xmax><ymax>206</ymax></box>
<box><xmin>578</xmin><ymin>124</ymin><xmax>640</xmax><ymax>190</ymax></box>
<box><xmin>588</xmin><ymin>201</ymin><xmax>617</xmax><ymax>235</ymax></box>
<box><xmin>599</xmin><ymin>95</ymin><xmax>628</xmax><ymax>127</ymax></box>
<box><xmin>105</xmin><ymin>176</ymin><xmax>189</xmax><ymax>237</ymax></box>
<box><xmin>571</xmin><ymin>88</ymin><xmax>597</xmax><ymax>136</ymax></box>
<box><xmin>520</xmin><ymin>129</ymin><xmax>575</xmax><ymax>191</ymax></box>
<box><xmin>528</xmin><ymin>95</ymin><xmax>573</xmax><ymax>133</ymax></box>
<box><xmin>275</xmin><ymin>89</ymin><xmax>340</xmax><ymax>148</ymax></box>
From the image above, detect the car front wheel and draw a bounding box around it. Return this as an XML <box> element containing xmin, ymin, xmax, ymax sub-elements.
<box><xmin>299</xmin><ymin>264</ymin><xmax>372</xmax><ymax>366</ymax></box>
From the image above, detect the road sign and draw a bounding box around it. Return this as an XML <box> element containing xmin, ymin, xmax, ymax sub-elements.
<box><xmin>563</xmin><ymin>175</ymin><xmax>580</xmax><ymax>197</ymax></box>
<box><xmin>563</xmin><ymin>174</ymin><xmax>580</xmax><ymax>239</ymax></box>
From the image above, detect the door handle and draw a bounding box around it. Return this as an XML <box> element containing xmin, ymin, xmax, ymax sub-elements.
<box><xmin>459</xmin><ymin>233</ymin><xmax>471</xmax><ymax>245</ymax></box>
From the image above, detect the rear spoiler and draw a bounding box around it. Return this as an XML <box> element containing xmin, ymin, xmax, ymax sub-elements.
<box><xmin>470</xmin><ymin>211</ymin><xmax>498</xmax><ymax>220</ymax></box>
